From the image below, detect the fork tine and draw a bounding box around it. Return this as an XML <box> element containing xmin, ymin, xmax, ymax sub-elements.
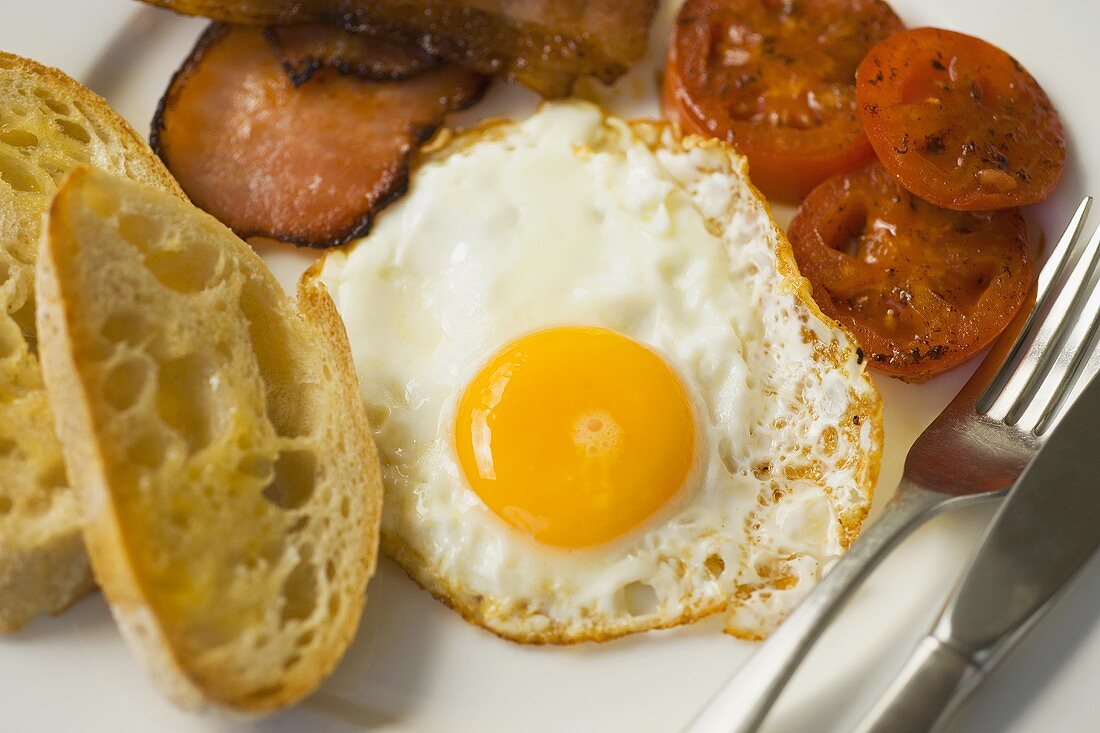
<box><xmin>1024</xmin><ymin>266</ymin><xmax>1100</xmax><ymax>435</ymax></box>
<box><xmin>978</xmin><ymin>196</ymin><xmax>1094</xmax><ymax>415</ymax></box>
<box><xmin>985</xmin><ymin>214</ymin><xmax>1100</xmax><ymax>424</ymax></box>
<box><xmin>1036</xmin><ymin>197</ymin><xmax>1093</xmax><ymax>301</ymax></box>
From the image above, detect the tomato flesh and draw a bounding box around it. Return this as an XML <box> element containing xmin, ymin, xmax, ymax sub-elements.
<box><xmin>663</xmin><ymin>0</ymin><xmax>904</xmax><ymax>202</ymax></box>
<box><xmin>856</xmin><ymin>28</ymin><xmax>1066</xmax><ymax>211</ymax></box>
<box><xmin>788</xmin><ymin>162</ymin><xmax>1033</xmax><ymax>382</ymax></box>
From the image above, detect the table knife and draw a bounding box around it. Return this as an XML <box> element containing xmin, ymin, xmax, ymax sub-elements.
<box><xmin>852</xmin><ymin>372</ymin><xmax>1100</xmax><ymax>733</ymax></box>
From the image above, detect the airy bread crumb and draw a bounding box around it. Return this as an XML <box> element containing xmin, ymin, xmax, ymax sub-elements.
<box><xmin>0</xmin><ymin>51</ymin><xmax>184</xmax><ymax>632</ymax></box>
<box><xmin>35</xmin><ymin>167</ymin><xmax>382</xmax><ymax>712</ymax></box>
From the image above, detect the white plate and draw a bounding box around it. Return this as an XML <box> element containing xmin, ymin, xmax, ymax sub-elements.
<box><xmin>2</xmin><ymin>1</ymin><xmax>1098</xmax><ymax>731</ymax></box>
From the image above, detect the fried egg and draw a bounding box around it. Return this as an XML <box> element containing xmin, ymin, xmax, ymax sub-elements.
<box><xmin>311</xmin><ymin>100</ymin><xmax>882</xmax><ymax>643</ymax></box>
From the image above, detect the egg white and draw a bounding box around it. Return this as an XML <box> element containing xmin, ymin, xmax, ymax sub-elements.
<box><xmin>313</xmin><ymin>100</ymin><xmax>881</xmax><ymax>643</ymax></box>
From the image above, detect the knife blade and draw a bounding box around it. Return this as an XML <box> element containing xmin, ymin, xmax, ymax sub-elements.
<box><xmin>853</xmin><ymin>371</ymin><xmax>1100</xmax><ymax>733</ymax></box>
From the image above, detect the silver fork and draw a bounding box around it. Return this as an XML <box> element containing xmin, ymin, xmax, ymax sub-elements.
<box><xmin>685</xmin><ymin>196</ymin><xmax>1100</xmax><ymax>733</ymax></box>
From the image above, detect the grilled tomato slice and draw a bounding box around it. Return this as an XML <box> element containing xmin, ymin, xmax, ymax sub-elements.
<box><xmin>663</xmin><ymin>0</ymin><xmax>904</xmax><ymax>202</ymax></box>
<box><xmin>788</xmin><ymin>162</ymin><xmax>1032</xmax><ymax>382</ymax></box>
<box><xmin>856</xmin><ymin>27</ymin><xmax>1066</xmax><ymax>211</ymax></box>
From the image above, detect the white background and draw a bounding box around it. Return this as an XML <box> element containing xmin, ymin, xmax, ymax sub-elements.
<box><xmin>1</xmin><ymin>1</ymin><xmax>1098</xmax><ymax>731</ymax></box>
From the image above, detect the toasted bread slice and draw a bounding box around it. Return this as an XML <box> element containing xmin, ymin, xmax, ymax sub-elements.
<box><xmin>0</xmin><ymin>52</ymin><xmax>184</xmax><ymax>631</ymax></box>
<box><xmin>35</xmin><ymin>167</ymin><xmax>382</xmax><ymax>712</ymax></box>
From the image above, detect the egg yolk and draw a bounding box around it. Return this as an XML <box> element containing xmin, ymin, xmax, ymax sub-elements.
<box><xmin>455</xmin><ymin>327</ymin><xmax>695</xmax><ymax>548</ymax></box>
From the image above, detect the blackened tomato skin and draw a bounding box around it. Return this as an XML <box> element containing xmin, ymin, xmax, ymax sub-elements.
<box><xmin>788</xmin><ymin>161</ymin><xmax>1032</xmax><ymax>382</ymax></box>
<box><xmin>856</xmin><ymin>27</ymin><xmax>1066</xmax><ymax>211</ymax></box>
<box><xmin>663</xmin><ymin>0</ymin><xmax>904</xmax><ymax>202</ymax></box>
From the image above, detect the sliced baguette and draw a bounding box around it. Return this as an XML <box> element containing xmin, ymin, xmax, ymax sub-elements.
<box><xmin>0</xmin><ymin>52</ymin><xmax>184</xmax><ymax>631</ymax></box>
<box><xmin>35</xmin><ymin>166</ymin><xmax>382</xmax><ymax>712</ymax></box>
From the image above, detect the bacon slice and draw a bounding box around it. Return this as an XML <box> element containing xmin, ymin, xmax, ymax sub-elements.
<box><xmin>266</xmin><ymin>24</ymin><xmax>439</xmax><ymax>86</ymax></box>
<box><xmin>152</xmin><ymin>24</ymin><xmax>488</xmax><ymax>248</ymax></box>
<box><xmin>141</xmin><ymin>0</ymin><xmax>658</xmax><ymax>97</ymax></box>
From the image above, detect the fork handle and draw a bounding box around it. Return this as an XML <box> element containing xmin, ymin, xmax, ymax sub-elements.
<box><xmin>684</xmin><ymin>483</ymin><xmax>948</xmax><ymax>733</ymax></box>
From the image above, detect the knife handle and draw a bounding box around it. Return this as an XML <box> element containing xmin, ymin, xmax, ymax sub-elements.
<box><xmin>852</xmin><ymin>636</ymin><xmax>980</xmax><ymax>733</ymax></box>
